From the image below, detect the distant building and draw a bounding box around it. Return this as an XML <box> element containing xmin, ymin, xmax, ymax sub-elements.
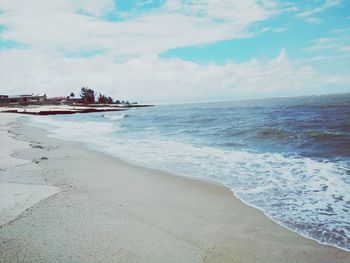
<box><xmin>7</xmin><ymin>94</ymin><xmax>47</xmax><ymax>105</ymax></box>
<box><xmin>48</xmin><ymin>96</ymin><xmax>67</xmax><ymax>104</ymax></box>
<box><xmin>67</xmin><ymin>98</ymin><xmax>82</xmax><ymax>104</ymax></box>
<box><xmin>0</xmin><ymin>94</ymin><xmax>85</xmax><ymax>106</ymax></box>
<box><xmin>48</xmin><ymin>96</ymin><xmax>82</xmax><ymax>104</ymax></box>
<box><xmin>0</xmin><ymin>95</ymin><xmax>9</xmax><ymax>105</ymax></box>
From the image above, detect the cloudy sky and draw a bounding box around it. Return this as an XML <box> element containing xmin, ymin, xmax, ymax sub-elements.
<box><xmin>0</xmin><ymin>0</ymin><xmax>349</xmax><ymax>103</ymax></box>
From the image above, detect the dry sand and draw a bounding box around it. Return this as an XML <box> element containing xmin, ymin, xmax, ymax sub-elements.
<box><xmin>0</xmin><ymin>113</ymin><xmax>60</xmax><ymax>227</ymax></box>
<box><xmin>0</xmin><ymin>114</ymin><xmax>349</xmax><ymax>263</ymax></box>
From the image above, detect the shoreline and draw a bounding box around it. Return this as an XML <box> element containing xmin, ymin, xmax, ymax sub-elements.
<box><xmin>33</xmin><ymin>115</ymin><xmax>349</xmax><ymax>253</ymax></box>
<box><xmin>0</xmin><ymin>103</ymin><xmax>154</xmax><ymax>116</ymax></box>
<box><xmin>55</xmin><ymin>136</ymin><xmax>350</xmax><ymax>254</ymax></box>
<box><xmin>0</xmin><ymin>114</ymin><xmax>349</xmax><ymax>262</ymax></box>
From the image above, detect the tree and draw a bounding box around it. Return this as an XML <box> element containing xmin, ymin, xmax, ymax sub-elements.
<box><xmin>80</xmin><ymin>87</ymin><xmax>95</xmax><ymax>104</ymax></box>
<box><xmin>107</xmin><ymin>97</ymin><xmax>113</xmax><ymax>104</ymax></box>
<box><xmin>69</xmin><ymin>92</ymin><xmax>75</xmax><ymax>98</ymax></box>
<box><xmin>97</xmin><ymin>93</ymin><xmax>108</xmax><ymax>104</ymax></box>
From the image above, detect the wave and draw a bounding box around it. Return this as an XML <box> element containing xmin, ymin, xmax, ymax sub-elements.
<box><xmin>102</xmin><ymin>113</ymin><xmax>129</xmax><ymax>121</ymax></box>
<box><xmin>231</xmin><ymin>126</ymin><xmax>348</xmax><ymax>142</ymax></box>
<box><xmin>256</xmin><ymin>127</ymin><xmax>291</xmax><ymax>139</ymax></box>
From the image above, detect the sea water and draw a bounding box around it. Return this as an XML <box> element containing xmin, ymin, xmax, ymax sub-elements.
<box><xmin>30</xmin><ymin>94</ymin><xmax>350</xmax><ymax>251</ymax></box>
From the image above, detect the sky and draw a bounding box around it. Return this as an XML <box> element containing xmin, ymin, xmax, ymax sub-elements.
<box><xmin>0</xmin><ymin>0</ymin><xmax>349</xmax><ymax>103</ymax></box>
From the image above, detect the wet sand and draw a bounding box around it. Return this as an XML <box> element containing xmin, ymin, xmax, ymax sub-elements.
<box><xmin>0</xmin><ymin>114</ymin><xmax>349</xmax><ymax>262</ymax></box>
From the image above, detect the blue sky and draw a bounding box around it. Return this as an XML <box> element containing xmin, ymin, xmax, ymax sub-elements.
<box><xmin>161</xmin><ymin>2</ymin><xmax>350</xmax><ymax>69</ymax></box>
<box><xmin>0</xmin><ymin>0</ymin><xmax>349</xmax><ymax>103</ymax></box>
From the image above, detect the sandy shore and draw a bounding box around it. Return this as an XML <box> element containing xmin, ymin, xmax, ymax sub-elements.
<box><xmin>0</xmin><ymin>114</ymin><xmax>60</xmax><ymax>226</ymax></box>
<box><xmin>0</xmin><ymin>114</ymin><xmax>349</xmax><ymax>262</ymax></box>
<box><xmin>0</xmin><ymin>104</ymin><xmax>152</xmax><ymax>115</ymax></box>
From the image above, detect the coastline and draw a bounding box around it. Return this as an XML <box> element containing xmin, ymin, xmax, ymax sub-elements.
<box><xmin>0</xmin><ymin>114</ymin><xmax>349</xmax><ymax>262</ymax></box>
<box><xmin>0</xmin><ymin>103</ymin><xmax>153</xmax><ymax>115</ymax></box>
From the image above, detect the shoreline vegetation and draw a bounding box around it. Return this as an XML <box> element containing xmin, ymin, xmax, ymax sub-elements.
<box><xmin>0</xmin><ymin>114</ymin><xmax>349</xmax><ymax>262</ymax></box>
<box><xmin>0</xmin><ymin>87</ymin><xmax>154</xmax><ymax>115</ymax></box>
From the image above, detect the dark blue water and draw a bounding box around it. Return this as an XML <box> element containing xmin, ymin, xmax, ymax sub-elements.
<box><xmin>32</xmin><ymin>93</ymin><xmax>350</xmax><ymax>251</ymax></box>
<box><xmin>121</xmin><ymin>94</ymin><xmax>350</xmax><ymax>160</ymax></box>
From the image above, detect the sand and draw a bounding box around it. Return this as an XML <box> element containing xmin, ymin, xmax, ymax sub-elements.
<box><xmin>0</xmin><ymin>114</ymin><xmax>31</xmax><ymax>169</ymax></box>
<box><xmin>0</xmin><ymin>113</ymin><xmax>60</xmax><ymax>227</ymax></box>
<box><xmin>0</xmin><ymin>183</ymin><xmax>59</xmax><ymax>226</ymax></box>
<box><xmin>0</xmin><ymin>114</ymin><xmax>349</xmax><ymax>262</ymax></box>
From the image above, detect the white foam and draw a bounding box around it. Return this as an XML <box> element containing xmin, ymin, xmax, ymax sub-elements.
<box><xmin>103</xmin><ymin>113</ymin><xmax>128</xmax><ymax>121</ymax></box>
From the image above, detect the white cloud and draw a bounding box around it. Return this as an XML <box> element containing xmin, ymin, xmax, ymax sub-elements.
<box><xmin>305</xmin><ymin>29</ymin><xmax>350</xmax><ymax>53</ymax></box>
<box><xmin>296</xmin><ymin>54</ymin><xmax>350</xmax><ymax>63</ymax></box>
<box><xmin>165</xmin><ymin>0</ymin><xmax>277</xmax><ymax>22</ymax></box>
<box><xmin>0</xmin><ymin>48</ymin><xmax>348</xmax><ymax>103</ymax></box>
<box><xmin>297</xmin><ymin>0</ymin><xmax>342</xmax><ymax>18</ymax></box>
<box><xmin>305</xmin><ymin>38</ymin><xmax>339</xmax><ymax>52</ymax></box>
<box><xmin>0</xmin><ymin>0</ymin><xmax>115</xmax><ymax>16</ymax></box>
<box><xmin>338</xmin><ymin>45</ymin><xmax>350</xmax><ymax>53</ymax></box>
<box><xmin>0</xmin><ymin>0</ymin><xmax>279</xmax><ymax>56</ymax></box>
<box><xmin>305</xmin><ymin>17</ymin><xmax>322</xmax><ymax>24</ymax></box>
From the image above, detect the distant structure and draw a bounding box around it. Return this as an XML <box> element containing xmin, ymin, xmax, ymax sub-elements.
<box><xmin>0</xmin><ymin>94</ymin><xmax>47</xmax><ymax>105</ymax></box>
<box><xmin>0</xmin><ymin>94</ymin><xmax>84</xmax><ymax>106</ymax></box>
<box><xmin>0</xmin><ymin>95</ymin><xmax>9</xmax><ymax>105</ymax></box>
<box><xmin>48</xmin><ymin>96</ymin><xmax>82</xmax><ymax>105</ymax></box>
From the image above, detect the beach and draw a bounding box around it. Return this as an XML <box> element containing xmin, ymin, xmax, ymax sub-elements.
<box><xmin>0</xmin><ymin>113</ymin><xmax>349</xmax><ymax>263</ymax></box>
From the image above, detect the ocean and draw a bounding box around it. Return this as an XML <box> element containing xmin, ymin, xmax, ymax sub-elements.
<box><xmin>30</xmin><ymin>93</ymin><xmax>350</xmax><ymax>251</ymax></box>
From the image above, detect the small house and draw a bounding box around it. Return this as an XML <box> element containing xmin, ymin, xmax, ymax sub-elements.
<box><xmin>8</xmin><ymin>94</ymin><xmax>47</xmax><ymax>105</ymax></box>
